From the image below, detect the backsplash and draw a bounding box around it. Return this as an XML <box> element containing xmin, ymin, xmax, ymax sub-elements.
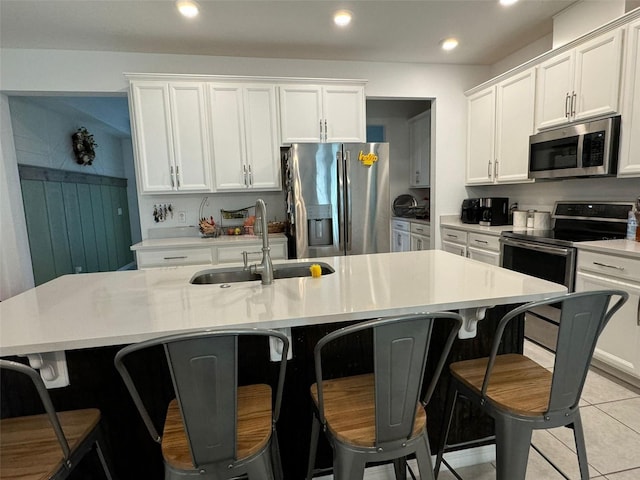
<box><xmin>138</xmin><ymin>191</ymin><xmax>286</xmax><ymax>240</ymax></box>
<box><xmin>466</xmin><ymin>176</ymin><xmax>640</xmax><ymax>215</ymax></box>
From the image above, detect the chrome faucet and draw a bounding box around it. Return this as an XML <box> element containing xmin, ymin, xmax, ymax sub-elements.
<box><xmin>250</xmin><ymin>199</ymin><xmax>274</xmax><ymax>285</ymax></box>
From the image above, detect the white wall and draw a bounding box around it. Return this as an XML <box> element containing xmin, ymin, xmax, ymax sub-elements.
<box><xmin>490</xmin><ymin>34</ymin><xmax>553</xmax><ymax>78</ymax></box>
<box><xmin>8</xmin><ymin>97</ymin><xmax>127</xmax><ymax>178</ymax></box>
<box><xmin>366</xmin><ymin>99</ymin><xmax>430</xmax><ymax>207</ymax></box>
<box><xmin>0</xmin><ymin>95</ymin><xmax>34</xmax><ymax>300</ymax></box>
<box><xmin>0</xmin><ymin>48</ymin><xmax>489</xmax><ymax>248</ymax></box>
<box><xmin>553</xmin><ymin>0</ymin><xmax>626</xmax><ymax>48</ymax></box>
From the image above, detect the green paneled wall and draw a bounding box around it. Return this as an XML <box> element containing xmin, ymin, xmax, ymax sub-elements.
<box><xmin>19</xmin><ymin>166</ymin><xmax>134</xmax><ymax>286</ymax></box>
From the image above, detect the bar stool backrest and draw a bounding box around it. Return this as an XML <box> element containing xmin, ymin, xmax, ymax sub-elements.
<box><xmin>115</xmin><ymin>329</ymin><xmax>289</xmax><ymax>469</ymax></box>
<box><xmin>166</xmin><ymin>335</ymin><xmax>238</xmax><ymax>465</ymax></box>
<box><xmin>314</xmin><ymin>313</ymin><xmax>462</xmax><ymax>448</ymax></box>
<box><xmin>549</xmin><ymin>291</ymin><xmax>624</xmax><ymax>413</ymax></box>
<box><xmin>373</xmin><ymin>319</ymin><xmax>432</xmax><ymax>444</ymax></box>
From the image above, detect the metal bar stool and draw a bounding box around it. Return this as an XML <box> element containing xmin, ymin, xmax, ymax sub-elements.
<box><xmin>0</xmin><ymin>359</ymin><xmax>115</xmax><ymax>480</ymax></box>
<box><xmin>114</xmin><ymin>328</ymin><xmax>288</xmax><ymax>480</ymax></box>
<box><xmin>434</xmin><ymin>290</ymin><xmax>628</xmax><ymax>480</ymax></box>
<box><xmin>306</xmin><ymin>312</ymin><xmax>463</xmax><ymax>480</ymax></box>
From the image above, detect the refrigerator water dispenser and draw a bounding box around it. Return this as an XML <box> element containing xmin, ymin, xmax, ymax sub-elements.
<box><xmin>307</xmin><ymin>204</ymin><xmax>333</xmax><ymax>246</ymax></box>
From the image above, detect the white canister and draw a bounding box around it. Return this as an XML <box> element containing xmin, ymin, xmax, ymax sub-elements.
<box><xmin>533</xmin><ymin>211</ymin><xmax>551</xmax><ymax>230</ymax></box>
<box><xmin>513</xmin><ymin>211</ymin><xmax>527</xmax><ymax>228</ymax></box>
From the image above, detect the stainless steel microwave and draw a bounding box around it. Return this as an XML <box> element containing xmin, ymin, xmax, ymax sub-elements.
<box><xmin>528</xmin><ymin>115</ymin><xmax>620</xmax><ymax>180</ymax></box>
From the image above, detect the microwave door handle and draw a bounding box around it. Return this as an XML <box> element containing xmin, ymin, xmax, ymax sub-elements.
<box><xmin>501</xmin><ymin>238</ymin><xmax>571</xmax><ymax>257</ymax></box>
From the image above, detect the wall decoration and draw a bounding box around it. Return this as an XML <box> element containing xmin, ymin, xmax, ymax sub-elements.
<box><xmin>71</xmin><ymin>127</ymin><xmax>98</xmax><ymax>165</ymax></box>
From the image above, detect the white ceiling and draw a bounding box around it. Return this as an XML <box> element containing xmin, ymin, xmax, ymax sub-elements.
<box><xmin>0</xmin><ymin>0</ymin><xmax>577</xmax><ymax>65</ymax></box>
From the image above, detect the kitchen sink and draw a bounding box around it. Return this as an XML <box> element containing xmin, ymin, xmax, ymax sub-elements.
<box><xmin>189</xmin><ymin>262</ymin><xmax>335</xmax><ymax>285</ymax></box>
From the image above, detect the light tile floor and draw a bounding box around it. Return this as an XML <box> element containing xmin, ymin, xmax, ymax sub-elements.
<box><xmin>440</xmin><ymin>341</ymin><xmax>640</xmax><ymax>480</ymax></box>
<box><xmin>317</xmin><ymin>341</ymin><xmax>640</xmax><ymax>480</ymax></box>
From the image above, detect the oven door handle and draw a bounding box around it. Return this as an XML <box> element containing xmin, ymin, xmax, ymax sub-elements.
<box><xmin>500</xmin><ymin>238</ymin><xmax>572</xmax><ymax>257</ymax></box>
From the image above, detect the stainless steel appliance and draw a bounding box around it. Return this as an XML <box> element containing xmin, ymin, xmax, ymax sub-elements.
<box><xmin>479</xmin><ymin>197</ymin><xmax>509</xmax><ymax>226</ymax></box>
<box><xmin>500</xmin><ymin>201</ymin><xmax>632</xmax><ymax>351</ymax></box>
<box><xmin>284</xmin><ymin>143</ymin><xmax>389</xmax><ymax>259</ymax></box>
<box><xmin>529</xmin><ymin>115</ymin><xmax>620</xmax><ymax>180</ymax></box>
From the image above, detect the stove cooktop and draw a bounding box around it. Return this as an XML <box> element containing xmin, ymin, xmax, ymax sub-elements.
<box><xmin>501</xmin><ymin>201</ymin><xmax>632</xmax><ymax>247</ymax></box>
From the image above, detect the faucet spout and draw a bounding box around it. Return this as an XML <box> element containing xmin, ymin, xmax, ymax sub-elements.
<box><xmin>252</xmin><ymin>199</ymin><xmax>274</xmax><ymax>285</ymax></box>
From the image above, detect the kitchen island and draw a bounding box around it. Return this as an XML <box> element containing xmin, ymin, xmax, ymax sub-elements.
<box><xmin>0</xmin><ymin>250</ymin><xmax>566</xmax><ymax>479</ymax></box>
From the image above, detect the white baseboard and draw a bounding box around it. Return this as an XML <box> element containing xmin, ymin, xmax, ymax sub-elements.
<box><xmin>315</xmin><ymin>445</ymin><xmax>496</xmax><ymax>479</ymax></box>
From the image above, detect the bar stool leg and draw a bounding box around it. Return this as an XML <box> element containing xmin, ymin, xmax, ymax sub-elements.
<box><xmin>434</xmin><ymin>381</ymin><xmax>458</xmax><ymax>478</ymax></box>
<box><xmin>306</xmin><ymin>414</ymin><xmax>321</xmax><ymax>480</ymax></box>
<box><xmin>333</xmin><ymin>448</ymin><xmax>365</xmax><ymax>480</ymax></box>
<box><xmin>393</xmin><ymin>457</ymin><xmax>406</xmax><ymax>479</ymax></box>
<box><xmin>571</xmin><ymin>414</ymin><xmax>590</xmax><ymax>480</ymax></box>
<box><xmin>494</xmin><ymin>415</ymin><xmax>532</xmax><ymax>480</ymax></box>
<box><xmin>415</xmin><ymin>435</ymin><xmax>436</xmax><ymax>480</ymax></box>
<box><xmin>245</xmin><ymin>450</ymin><xmax>275</xmax><ymax>480</ymax></box>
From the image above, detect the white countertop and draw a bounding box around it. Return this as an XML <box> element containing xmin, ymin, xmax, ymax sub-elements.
<box><xmin>131</xmin><ymin>233</ymin><xmax>287</xmax><ymax>250</ymax></box>
<box><xmin>0</xmin><ymin>251</ymin><xmax>566</xmax><ymax>356</ymax></box>
<box><xmin>391</xmin><ymin>217</ymin><xmax>430</xmax><ymax>225</ymax></box>
<box><xmin>440</xmin><ymin>216</ymin><xmax>512</xmax><ymax>236</ymax></box>
<box><xmin>576</xmin><ymin>239</ymin><xmax>640</xmax><ymax>259</ymax></box>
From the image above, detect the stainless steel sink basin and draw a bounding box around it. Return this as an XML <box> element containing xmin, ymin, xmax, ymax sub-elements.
<box><xmin>190</xmin><ymin>262</ymin><xmax>335</xmax><ymax>285</ymax></box>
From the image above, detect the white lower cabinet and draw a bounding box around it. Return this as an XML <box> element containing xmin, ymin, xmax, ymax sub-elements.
<box><xmin>440</xmin><ymin>227</ymin><xmax>501</xmax><ymax>265</ymax></box>
<box><xmin>134</xmin><ymin>238</ymin><xmax>288</xmax><ymax>269</ymax></box>
<box><xmin>217</xmin><ymin>242</ymin><xmax>287</xmax><ymax>265</ymax></box>
<box><xmin>135</xmin><ymin>247</ymin><xmax>214</xmax><ymax>269</ymax></box>
<box><xmin>575</xmin><ymin>249</ymin><xmax>640</xmax><ymax>383</ymax></box>
<box><xmin>391</xmin><ymin>219</ymin><xmax>411</xmax><ymax>252</ymax></box>
<box><xmin>467</xmin><ymin>232</ymin><xmax>501</xmax><ymax>266</ymax></box>
<box><xmin>410</xmin><ymin>222</ymin><xmax>431</xmax><ymax>251</ymax></box>
<box><xmin>441</xmin><ymin>227</ymin><xmax>468</xmax><ymax>257</ymax></box>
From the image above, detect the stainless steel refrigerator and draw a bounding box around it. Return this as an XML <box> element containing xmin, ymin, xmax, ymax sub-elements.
<box><xmin>284</xmin><ymin>143</ymin><xmax>390</xmax><ymax>259</ymax></box>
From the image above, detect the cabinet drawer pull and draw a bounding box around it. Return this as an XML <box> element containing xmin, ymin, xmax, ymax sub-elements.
<box><xmin>415</xmin><ymin>228</ymin><xmax>424</xmax><ymax>233</ymax></box>
<box><xmin>474</xmin><ymin>239</ymin><xmax>488</xmax><ymax>244</ymax></box>
<box><xmin>592</xmin><ymin>261</ymin><xmax>625</xmax><ymax>271</ymax></box>
<box><xmin>446</xmin><ymin>234</ymin><xmax>458</xmax><ymax>239</ymax></box>
<box><xmin>164</xmin><ymin>256</ymin><xmax>188</xmax><ymax>260</ymax></box>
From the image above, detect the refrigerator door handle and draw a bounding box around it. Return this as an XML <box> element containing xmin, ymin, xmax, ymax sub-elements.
<box><xmin>337</xmin><ymin>150</ymin><xmax>346</xmax><ymax>253</ymax></box>
<box><xmin>344</xmin><ymin>150</ymin><xmax>351</xmax><ymax>252</ymax></box>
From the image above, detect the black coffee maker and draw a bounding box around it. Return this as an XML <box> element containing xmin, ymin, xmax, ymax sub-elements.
<box><xmin>461</xmin><ymin>198</ymin><xmax>481</xmax><ymax>224</ymax></box>
<box><xmin>479</xmin><ymin>197</ymin><xmax>509</xmax><ymax>226</ymax></box>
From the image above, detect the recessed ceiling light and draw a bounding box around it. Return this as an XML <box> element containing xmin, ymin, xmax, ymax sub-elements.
<box><xmin>499</xmin><ymin>0</ymin><xmax>519</xmax><ymax>6</ymax></box>
<box><xmin>334</xmin><ymin>10</ymin><xmax>353</xmax><ymax>27</ymax></box>
<box><xmin>176</xmin><ymin>0</ymin><xmax>199</xmax><ymax>18</ymax></box>
<box><xmin>441</xmin><ymin>38</ymin><xmax>459</xmax><ymax>51</ymax></box>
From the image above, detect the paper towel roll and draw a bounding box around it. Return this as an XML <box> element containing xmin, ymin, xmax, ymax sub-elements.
<box><xmin>513</xmin><ymin>211</ymin><xmax>527</xmax><ymax>228</ymax></box>
<box><xmin>534</xmin><ymin>211</ymin><xmax>551</xmax><ymax>230</ymax></box>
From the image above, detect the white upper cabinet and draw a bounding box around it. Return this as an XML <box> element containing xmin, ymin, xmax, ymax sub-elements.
<box><xmin>619</xmin><ymin>18</ymin><xmax>640</xmax><ymax>178</ymax></box>
<box><xmin>494</xmin><ymin>68</ymin><xmax>536</xmax><ymax>183</ymax></box>
<box><xmin>279</xmin><ymin>83</ymin><xmax>366</xmax><ymax>144</ymax></box>
<box><xmin>466</xmin><ymin>87</ymin><xmax>495</xmax><ymax>185</ymax></box>
<box><xmin>536</xmin><ymin>29</ymin><xmax>623</xmax><ymax>129</ymax></box>
<box><xmin>130</xmin><ymin>81</ymin><xmax>213</xmax><ymax>194</ymax></box>
<box><xmin>208</xmin><ymin>83</ymin><xmax>281</xmax><ymax>191</ymax></box>
<box><xmin>466</xmin><ymin>68</ymin><xmax>535</xmax><ymax>185</ymax></box>
<box><xmin>408</xmin><ymin>111</ymin><xmax>430</xmax><ymax>188</ymax></box>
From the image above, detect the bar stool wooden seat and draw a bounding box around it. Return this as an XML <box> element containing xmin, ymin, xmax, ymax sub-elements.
<box><xmin>0</xmin><ymin>359</ymin><xmax>115</xmax><ymax>480</ymax></box>
<box><xmin>306</xmin><ymin>312</ymin><xmax>463</xmax><ymax>480</ymax></box>
<box><xmin>114</xmin><ymin>328</ymin><xmax>289</xmax><ymax>480</ymax></box>
<box><xmin>434</xmin><ymin>290</ymin><xmax>628</xmax><ymax>480</ymax></box>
